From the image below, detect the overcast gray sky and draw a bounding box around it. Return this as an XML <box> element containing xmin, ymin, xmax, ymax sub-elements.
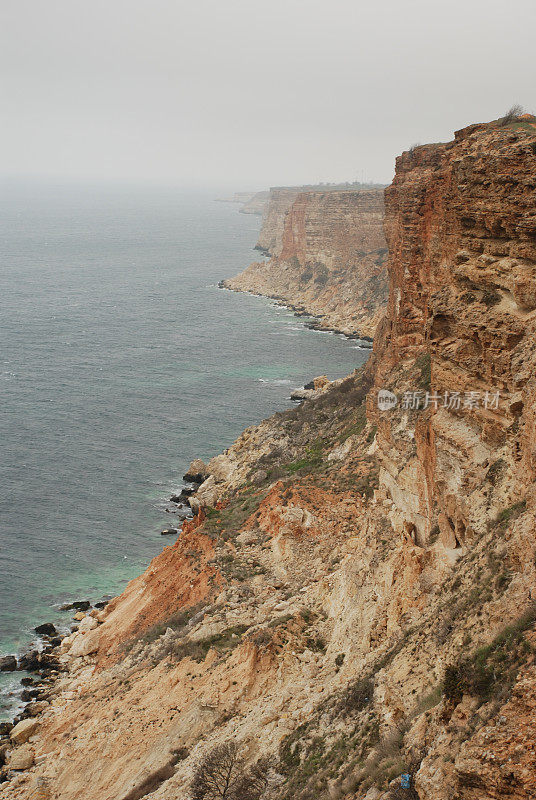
<box><xmin>2</xmin><ymin>0</ymin><xmax>535</xmax><ymax>188</ymax></box>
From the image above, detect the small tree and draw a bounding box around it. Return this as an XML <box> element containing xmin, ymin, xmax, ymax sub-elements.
<box><xmin>191</xmin><ymin>742</ymin><xmax>269</xmax><ymax>800</ymax></box>
<box><xmin>500</xmin><ymin>104</ymin><xmax>524</xmax><ymax>125</ymax></box>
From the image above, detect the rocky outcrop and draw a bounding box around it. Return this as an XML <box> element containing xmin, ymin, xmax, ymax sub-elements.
<box><xmin>2</xmin><ymin>117</ymin><xmax>536</xmax><ymax>800</ymax></box>
<box><xmin>225</xmin><ymin>188</ymin><xmax>388</xmax><ymax>338</ymax></box>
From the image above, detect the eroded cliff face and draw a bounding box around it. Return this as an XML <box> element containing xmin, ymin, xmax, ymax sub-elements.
<box><xmin>3</xmin><ymin>119</ymin><xmax>536</xmax><ymax>800</ymax></box>
<box><xmin>254</xmin><ymin>188</ymin><xmax>302</xmax><ymax>255</ymax></box>
<box><xmin>225</xmin><ymin>189</ymin><xmax>388</xmax><ymax>339</ymax></box>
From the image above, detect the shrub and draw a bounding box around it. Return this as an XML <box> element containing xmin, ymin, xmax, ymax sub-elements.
<box><xmin>443</xmin><ymin>603</ymin><xmax>536</xmax><ymax>704</ymax></box>
<box><xmin>499</xmin><ymin>104</ymin><xmax>524</xmax><ymax>126</ymax></box>
<box><xmin>481</xmin><ymin>289</ymin><xmax>502</xmax><ymax>307</ymax></box>
<box><xmin>337</xmin><ymin>677</ymin><xmax>374</xmax><ymax>715</ymax></box>
<box><xmin>490</xmin><ymin>499</ymin><xmax>527</xmax><ymax>533</ymax></box>
<box><xmin>190</xmin><ymin>741</ymin><xmax>269</xmax><ymax>800</ymax></box>
<box><xmin>285</xmin><ymin>441</ymin><xmax>324</xmax><ymax>474</ymax></box>
<box><xmin>314</xmin><ymin>264</ymin><xmax>329</xmax><ymax>285</ymax></box>
<box><xmin>141</xmin><ymin>603</ymin><xmax>204</xmax><ymax>644</ymax></box>
<box><xmin>415</xmin><ymin>353</ymin><xmax>431</xmax><ymax>391</ymax></box>
<box><xmin>487</xmin><ymin>458</ymin><xmax>506</xmax><ymax>485</ymax></box>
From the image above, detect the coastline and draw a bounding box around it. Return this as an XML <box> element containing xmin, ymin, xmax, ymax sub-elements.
<box><xmin>0</xmin><ymin>286</ymin><xmax>367</xmax><ymax>730</ymax></box>
<box><xmin>218</xmin><ymin>281</ymin><xmax>374</xmax><ymax>345</ymax></box>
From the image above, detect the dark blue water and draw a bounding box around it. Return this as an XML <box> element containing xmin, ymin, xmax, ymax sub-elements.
<box><xmin>0</xmin><ymin>181</ymin><xmax>368</xmax><ymax>718</ymax></box>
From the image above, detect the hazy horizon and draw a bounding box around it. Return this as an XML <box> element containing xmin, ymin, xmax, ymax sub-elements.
<box><xmin>2</xmin><ymin>0</ymin><xmax>535</xmax><ymax>189</ymax></box>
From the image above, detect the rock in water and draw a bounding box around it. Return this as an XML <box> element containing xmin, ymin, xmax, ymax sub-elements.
<box><xmin>34</xmin><ymin>622</ymin><xmax>58</xmax><ymax>637</ymax></box>
<box><xmin>182</xmin><ymin>458</ymin><xmax>209</xmax><ymax>483</ymax></box>
<box><xmin>59</xmin><ymin>600</ymin><xmax>91</xmax><ymax>611</ymax></box>
<box><xmin>18</xmin><ymin>650</ymin><xmax>40</xmax><ymax>671</ymax></box>
<box><xmin>0</xmin><ymin>655</ymin><xmax>17</xmax><ymax>671</ymax></box>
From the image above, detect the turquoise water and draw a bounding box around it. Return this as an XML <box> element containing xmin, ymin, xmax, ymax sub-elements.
<box><xmin>0</xmin><ymin>182</ymin><xmax>368</xmax><ymax>718</ymax></box>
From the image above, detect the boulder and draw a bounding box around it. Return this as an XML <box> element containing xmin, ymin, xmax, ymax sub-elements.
<box><xmin>34</xmin><ymin>623</ymin><xmax>57</xmax><ymax>637</ymax></box>
<box><xmin>69</xmin><ymin>632</ymin><xmax>99</xmax><ymax>658</ymax></box>
<box><xmin>77</xmin><ymin>615</ymin><xmax>98</xmax><ymax>633</ymax></box>
<box><xmin>23</xmin><ymin>701</ymin><xmax>49</xmax><ymax>717</ymax></box>
<box><xmin>290</xmin><ymin>387</ymin><xmax>317</xmax><ymax>401</ymax></box>
<box><xmin>7</xmin><ymin>744</ymin><xmax>34</xmax><ymax>771</ymax></box>
<box><xmin>59</xmin><ymin>600</ymin><xmax>91</xmax><ymax>612</ymax></box>
<box><xmin>189</xmin><ymin>475</ymin><xmax>219</xmax><ymax>513</ymax></box>
<box><xmin>18</xmin><ymin>650</ymin><xmax>40</xmax><ymax>671</ymax></box>
<box><xmin>183</xmin><ymin>459</ymin><xmax>209</xmax><ymax>484</ymax></box>
<box><xmin>10</xmin><ymin>718</ymin><xmax>39</xmax><ymax>745</ymax></box>
<box><xmin>0</xmin><ymin>740</ymin><xmax>9</xmax><ymax>766</ymax></box>
<box><xmin>160</xmin><ymin>527</ymin><xmax>179</xmax><ymax>536</ymax></box>
<box><xmin>0</xmin><ymin>655</ymin><xmax>17</xmax><ymax>672</ymax></box>
<box><xmin>207</xmin><ymin>454</ymin><xmax>234</xmax><ymax>482</ymax></box>
<box><xmin>170</xmin><ymin>487</ymin><xmax>194</xmax><ymax>503</ymax></box>
<box><xmin>0</xmin><ymin>722</ymin><xmax>13</xmax><ymax>737</ymax></box>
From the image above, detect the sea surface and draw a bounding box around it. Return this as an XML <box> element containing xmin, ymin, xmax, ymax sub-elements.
<box><xmin>0</xmin><ymin>181</ymin><xmax>369</xmax><ymax>719</ymax></box>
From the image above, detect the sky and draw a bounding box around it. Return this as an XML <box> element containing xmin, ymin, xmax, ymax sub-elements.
<box><xmin>2</xmin><ymin>0</ymin><xmax>535</xmax><ymax>189</ymax></box>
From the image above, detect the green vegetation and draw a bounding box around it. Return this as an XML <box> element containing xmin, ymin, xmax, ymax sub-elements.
<box><xmin>352</xmin><ymin>463</ymin><xmax>380</xmax><ymax>498</ymax></box>
<box><xmin>140</xmin><ymin>603</ymin><xmax>203</xmax><ymax>644</ymax></box>
<box><xmin>415</xmin><ymin>353</ymin><xmax>431</xmax><ymax>391</ymax></box>
<box><xmin>443</xmin><ymin>604</ymin><xmax>536</xmax><ymax>704</ymax></box>
<box><xmin>486</xmin><ymin>458</ymin><xmax>506</xmax><ymax>485</ymax></box>
<box><xmin>203</xmin><ymin>487</ymin><xmax>268</xmax><ymax>543</ymax></box>
<box><xmin>314</xmin><ymin>264</ymin><xmax>329</xmax><ymax>285</ymax></box>
<box><xmin>337</xmin><ymin>677</ymin><xmax>374</xmax><ymax>715</ymax></box>
<box><xmin>337</xmin><ymin>403</ymin><xmax>367</xmax><ymax>443</ymax></box>
<box><xmin>481</xmin><ymin>288</ymin><xmax>502</xmax><ymax>307</ymax></box>
<box><xmin>285</xmin><ymin>440</ymin><xmax>324</xmax><ymax>474</ymax></box>
<box><xmin>217</xmin><ymin>551</ymin><xmax>266</xmax><ymax>582</ymax></box>
<box><xmin>366</xmin><ymin>424</ymin><xmax>378</xmax><ymax>443</ymax></box>
<box><xmin>489</xmin><ymin>499</ymin><xmax>527</xmax><ymax>533</ymax></box>
<box><xmin>173</xmin><ymin>624</ymin><xmax>250</xmax><ymax>663</ymax></box>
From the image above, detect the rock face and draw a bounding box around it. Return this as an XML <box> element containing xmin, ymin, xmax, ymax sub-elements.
<box><xmin>370</xmin><ymin>120</ymin><xmax>536</xmax><ymax>547</ymax></box>
<box><xmin>254</xmin><ymin>187</ymin><xmax>302</xmax><ymax>254</ymax></box>
<box><xmin>2</xmin><ymin>118</ymin><xmax>536</xmax><ymax>800</ymax></box>
<box><xmin>225</xmin><ymin>188</ymin><xmax>388</xmax><ymax>338</ymax></box>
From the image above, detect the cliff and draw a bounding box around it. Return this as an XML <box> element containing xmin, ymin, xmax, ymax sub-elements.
<box><xmin>239</xmin><ymin>191</ymin><xmax>270</xmax><ymax>216</ymax></box>
<box><xmin>215</xmin><ymin>191</ymin><xmax>269</xmax><ymax>216</ymax></box>
<box><xmin>2</xmin><ymin>117</ymin><xmax>536</xmax><ymax>800</ymax></box>
<box><xmin>225</xmin><ymin>188</ymin><xmax>388</xmax><ymax>339</ymax></box>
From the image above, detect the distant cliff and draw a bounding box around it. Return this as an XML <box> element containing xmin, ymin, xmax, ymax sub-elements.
<box><xmin>215</xmin><ymin>191</ymin><xmax>269</xmax><ymax>216</ymax></box>
<box><xmin>225</xmin><ymin>187</ymin><xmax>388</xmax><ymax>339</ymax></box>
<box><xmin>239</xmin><ymin>190</ymin><xmax>269</xmax><ymax>216</ymax></box>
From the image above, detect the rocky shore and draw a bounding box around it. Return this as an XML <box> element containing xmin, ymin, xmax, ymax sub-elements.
<box><xmin>218</xmin><ymin>281</ymin><xmax>375</xmax><ymax>343</ymax></box>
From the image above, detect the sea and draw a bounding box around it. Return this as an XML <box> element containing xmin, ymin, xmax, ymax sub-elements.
<box><xmin>0</xmin><ymin>180</ymin><xmax>369</xmax><ymax>719</ymax></box>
